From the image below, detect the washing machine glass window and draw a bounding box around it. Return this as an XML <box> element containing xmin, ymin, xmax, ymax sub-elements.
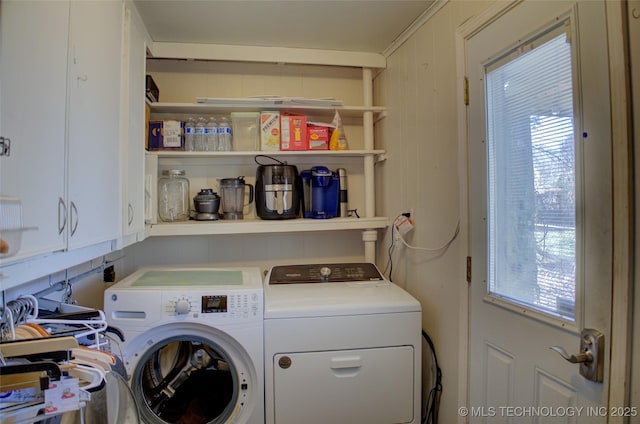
<box><xmin>131</xmin><ymin>335</ymin><xmax>238</xmax><ymax>424</ymax></box>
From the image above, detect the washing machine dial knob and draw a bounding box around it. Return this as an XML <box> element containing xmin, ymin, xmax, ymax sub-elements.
<box><xmin>174</xmin><ymin>299</ymin><xmax>191</xmax><ymax>315</ymax></box>
<box><xmin>320</xmin><ymin>266</ymin><xmax>332</xmax><ymax>281</ymax></box>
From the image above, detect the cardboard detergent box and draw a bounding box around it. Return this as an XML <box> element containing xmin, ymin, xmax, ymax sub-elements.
<box><xmin>148</xmin><ymin>120</ymin><xmax>184</xmax><ymax>150</ymax></box>
<box><xmin>280</xmin><ymin>114</ymin><xmax>307</xmax><ymax>150</ymax></box>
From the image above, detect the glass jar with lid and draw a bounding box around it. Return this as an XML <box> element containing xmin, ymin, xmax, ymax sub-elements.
<box><xmin>158</xmin><ymin>169</ymin><xmax>190</xmax><ymax>222</ymax></box>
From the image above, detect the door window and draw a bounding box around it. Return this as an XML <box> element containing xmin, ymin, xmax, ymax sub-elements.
<box><xmin>485</xmin><ymin>22</ymin><xmax>578</xmax><ymax>321</ymax></box>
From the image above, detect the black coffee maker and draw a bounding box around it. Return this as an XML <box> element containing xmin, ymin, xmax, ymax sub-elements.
<box><xmin>255</xmin><ymin>156</ymin><xmax>301</xmax><ymax>219</ymax></box>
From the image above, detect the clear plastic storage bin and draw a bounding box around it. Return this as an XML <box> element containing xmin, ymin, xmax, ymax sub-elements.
<box><xmin>230</xmin><ymin>112</ymin><xmax>260</xmax><ymax>151</ymax></box>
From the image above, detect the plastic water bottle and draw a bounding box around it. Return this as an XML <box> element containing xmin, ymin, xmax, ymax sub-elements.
<box><xmin>218</xmin><ymin>116</ymin><xmax>232</xmax><ymax>151</ymax></box>
<box><xmin>206</xmin><ymin>117</ymin><xmax>218</xmax><ymax>152</ymax></box>
<box><xmin>195</xmin><ymin>117</ymin><xmax>207</xmax><ymax>151</ymax></box>
<box><xmin>184</xmin><ymin>117</ymin><xmax>196</xmax><ymax>151</ymax></box>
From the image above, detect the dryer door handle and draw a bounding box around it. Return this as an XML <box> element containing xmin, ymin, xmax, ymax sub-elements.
<box><xmin>330</xmin><ymin>356</ymin><xmax>362</xmax><ymax>377</ymax></box>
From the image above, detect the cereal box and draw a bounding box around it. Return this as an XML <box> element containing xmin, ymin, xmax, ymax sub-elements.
<box><xmin>260</xmin><ymin>111</ymin><xmax>281</xmax><ymax>150</ymax></box>
<box><xmin>280</xmin><ymin>115</ymin><xmax>307</xmax><ymax>151</ymax></box>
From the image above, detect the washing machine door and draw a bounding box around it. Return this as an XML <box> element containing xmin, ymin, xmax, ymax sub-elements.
<box><xmin>123</xmin><ymin>323</ymin><xmax>261</xmax><ymax>424</ymax></box>
<box><xmin>105</xmin><ymin>371</ymin><xmax>140</xmax><ymax>424</ymax></box>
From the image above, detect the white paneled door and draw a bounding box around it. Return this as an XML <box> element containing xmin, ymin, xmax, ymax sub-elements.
<box><xmin>464</xmin><ymin>1</ymin><xmax>613</xmax><ymax>422</ymax></box>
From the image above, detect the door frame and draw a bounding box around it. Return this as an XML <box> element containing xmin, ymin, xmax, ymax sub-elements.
<box><xmin>454</xmin><ymin>1</ymin><xmax>633</xmax><ymax>422</ymax></box>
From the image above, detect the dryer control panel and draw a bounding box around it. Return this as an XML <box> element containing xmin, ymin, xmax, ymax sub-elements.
<box><xmin>268</xmin><ymin>262</ymin><xmax>383</xmax><ymax>284</ymax></box>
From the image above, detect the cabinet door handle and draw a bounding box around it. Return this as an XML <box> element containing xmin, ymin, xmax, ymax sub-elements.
<box><xmin>128</xmin><ymin>203</ymin><xmax>134</xmax><ymax>226</ymax></box>
<box><xmin>70</xmin><ymin>201</ymin><xmax>79</xmax><ymax>237</ymax></box>
<box><xmin>127</xmin><ymin>203</ymin><xmax>134</xmax><ymax>226</ymax></box>
<box><xmin>58</xmin><ymin>197</ymin><xmax>67</xmax><ymax>234</ymax></box>
<box><xmin>0</xmin><ymin>136</ymin><xmax>10</xmax><ymax>156</ymax></box>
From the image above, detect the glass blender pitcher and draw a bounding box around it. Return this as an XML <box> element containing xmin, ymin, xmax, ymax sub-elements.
<box><xmin>219</xmin><ymin>177</ymin><xmax>254</xmax><ymax>219</ymax></box>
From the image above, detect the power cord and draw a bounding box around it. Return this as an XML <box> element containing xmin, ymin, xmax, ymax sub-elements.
<box><xmin>383</xmin><ymin>214</ymin><xmax>460</xmax><ymax>282</ymax></box>
<box><xmin>383</xmin><ymin>224</ymin><xmax>396</xmax><ymax>281</ymax></box>
<box><xmin>422</xmin><ymin>329</ymin><xmax>442</xmax><ymax>424</ymax></box>
<box><xmin>382</xmin><ymin>213</ymin><xmax>447</xmax><ymax>422</ymax></box>
<box><xmin>397</xmin><ymin>219</ymin><xmax>460</xmax><ymax>252</ymax></box>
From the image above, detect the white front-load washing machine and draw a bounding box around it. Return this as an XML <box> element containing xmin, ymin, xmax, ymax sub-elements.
<box><xmin>264</xmin><ymin>263</ymin><xmax>422</xmax><ymax>424</ymax></box>
<box><xmin>104</xmin><ymin>267</ymin><xmax>264</xmax><ymax>424</ymax></box>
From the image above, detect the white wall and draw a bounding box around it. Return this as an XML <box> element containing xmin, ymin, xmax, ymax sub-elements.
<box><xmin>375</xmin><ymin>2</ymin><xmax>490</xmax><ymax>422</ymax></box>
<box><xmin>119</xmin><ymin>232</ymin><xmax>366</xmax><ymax>279</ymax></box>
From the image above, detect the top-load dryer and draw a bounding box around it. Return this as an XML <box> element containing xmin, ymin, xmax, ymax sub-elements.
<box><xmin>263</xmin><ymin>263</ymin><xmax>422</xmax><ymax>424</ymax></box>
<box><xmin>104</xmin><ymin>267</ymin><xmax>264</xmax><ymax>424</ymax></box>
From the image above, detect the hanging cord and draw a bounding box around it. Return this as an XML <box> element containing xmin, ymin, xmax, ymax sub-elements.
<box><xmin>397</xmin><ymin>219</ymin><xmax>460</xmax><ymax>252</ymax></box>
<box><xmin>383</xmin><ymin>224</ymin><xmax>396</xmax><ymax>281</ymax></box>
<box><xmin>422</xmin><ymin>329</ymin><xmax>442</xmax><ymax>424</ymax></box>
<box><xmin>383</xmin><ymin>216</ymin><xmax>460</xmax><ymax>282</ymax></box>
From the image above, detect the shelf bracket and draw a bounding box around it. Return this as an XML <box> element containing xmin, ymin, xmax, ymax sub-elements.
<box><xmin>362</xmin><ymin>229</ymin><xmax>378</xmax><ymax>263</ymax></box>
<box><xmin>375</xmin><ymin>153</ymin><xmax>388</xmax><ymax>163</ymax></box>
<box><xmin>374</xmin><ymin>110</ymin><xmax>388</xmax><ymax>123</ymax></box>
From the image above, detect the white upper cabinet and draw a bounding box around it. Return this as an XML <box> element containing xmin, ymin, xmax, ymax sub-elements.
<box><xmin>118</xmin><ymin>2</ymin><xmax>147</xmax><ymax>247</ymax></box>
<box><xmin>0</xmin><ymin>1</ymin><xmax>69</xmax><ymax>262</ymax></box>
<box><xmin>66</xmin><ymin>0</ymin><xmax>123</xmax><ymax>250</ymax></box>
<box><xmin>0</xmin><ymin>0</ymin><xmax>126</xmax><ymax>286</ymax></box>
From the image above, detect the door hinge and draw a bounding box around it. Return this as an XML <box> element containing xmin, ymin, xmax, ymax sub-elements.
<box><xmin>466</xmin><ymin>256</ymin><xmax>472</xmax><ymax>282</ymax></box>
<box><xmin>463</xmin><ymin>77</ymin><xmax>469</xmax><ymax>106</ymax></box>
<box><xmin>0</xmin><ymin>136</ymin><xmax>10</xmax><ymax>156</ymax></box>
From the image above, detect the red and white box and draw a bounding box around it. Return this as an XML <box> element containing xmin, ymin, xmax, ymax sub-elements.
<box><xmin>307</xmin><ymin>124</ymin><xmax>330</xmax><ymax>150</ymax></box>
<box><xmin>280</xmin><ymin>115</ymin><xmax>307</xmax><ymax>150</ymax></box>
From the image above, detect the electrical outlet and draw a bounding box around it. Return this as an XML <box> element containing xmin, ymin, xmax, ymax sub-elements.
<box><xmin>103</xmin><ymin>265</ymin><xmax>115</xmax><ymax>283</ymax></box>
<box><xmin>393</xmin><ymin>214</ymin><xmax>414</xmax><ymax>238</ymax></box>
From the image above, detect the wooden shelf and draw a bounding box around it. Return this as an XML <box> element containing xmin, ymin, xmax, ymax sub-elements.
<box><xmin>146</xmin><ymin>217</ymin><xmax>389</xmax><ymax>237</ymax></box>
<box><xmin>148</xmin><ymin>101</ymin><xmax>385</xmax><ymax>118</ymax></box>
<box><xmin>150</xmin><ymin>149</ymin><xmax>385</xmax><ymax>159</ymax></box>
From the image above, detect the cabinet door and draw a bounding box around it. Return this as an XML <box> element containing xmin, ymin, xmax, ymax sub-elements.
<box><xmin>0</xmin><ymin>1</ymin><xmax>68</xmax><ymax>263</ymax></box>
<box><xmin>67</xmin><ymin>0</ymin><xmax>123</xmax><ymax>249</ymax></box>
<box><xmin>121</xmin><ymin>3</ymin><xmax>146</xmax><ymax>245</ymax></box>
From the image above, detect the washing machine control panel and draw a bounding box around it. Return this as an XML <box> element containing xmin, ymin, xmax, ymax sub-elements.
<box><xmin>166</xmin><ymin>291</ymin><xmax>261</xmax><ymax>321</ymax></box>
<box><xmin>174</xmin><ymin>298</ymin><xmax>192</xmax><ymax>315</ymax></box>
<box><xmin>202</xmin><ymin>295</ymin><xmax>228</xmax><ymax>313</ymax></box>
